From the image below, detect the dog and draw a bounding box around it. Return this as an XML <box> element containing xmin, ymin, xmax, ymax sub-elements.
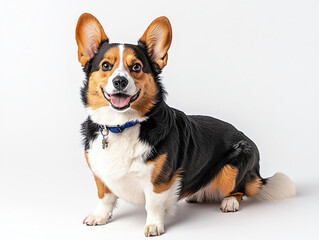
<box><xmin>75</xmin><ymin>13</ymin><xmax>295</xmax><ymax>237</ymax></box>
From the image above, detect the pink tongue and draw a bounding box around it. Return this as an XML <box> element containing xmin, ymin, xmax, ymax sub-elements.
<box><xmin>111</xmin><ymin>95</ymin><xmax>131</xmax><ymax>108</ymax></box>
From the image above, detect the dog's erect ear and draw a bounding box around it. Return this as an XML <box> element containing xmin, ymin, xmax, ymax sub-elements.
<box><xmin>139</xmin><ymin>16</ymin><xmax>172</xmax><ymax>69</ymax></box>
<box><xmin>76</xmin><ymin>13</ymin><xmax>108</xmax><ymax>66</ymax></box>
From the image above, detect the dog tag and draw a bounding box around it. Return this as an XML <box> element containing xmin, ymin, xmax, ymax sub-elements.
<box><xmin>99</xmin><ymin>127</ymin><xmax>109</xmax><ymax>149</ymax></box>
<box><xmin>102</xmin><ymin>137</ymin><xmax>108</xmax><ymax>149</ymax></box>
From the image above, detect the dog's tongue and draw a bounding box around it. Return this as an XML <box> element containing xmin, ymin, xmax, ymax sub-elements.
<box><xmin>111</xmin><ymin>94</ymin><xmax>131</xmax><ymax>108</ymax></box>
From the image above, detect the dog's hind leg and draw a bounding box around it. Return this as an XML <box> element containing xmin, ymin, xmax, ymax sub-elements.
<box><xmin>185</xmin><ymin>164</ymin><xmax>244</xmax><ymax>209</ymax></box>
<box><xmin>186</xmin><ymin>140</ymin><xmax>262</xmax><ymax>211</ymax></box>
<box><xmin>208</xmin><ymin>164</ymin><xmax>244</xmax><ymax>212</ymax></box>
<box><xmin>218</xmin><ymin>140</ymin><xmax>261</xmax><ymax>212</ymax></box>
<box><xmin>220</xmin><ymin>192</ymin><xmax>243</xmax><ymax>212</ymax></box>
<box><xmin>215</xmin><ymin>140</ymin><xmax>261</xmax><ymax>212</ymax></box>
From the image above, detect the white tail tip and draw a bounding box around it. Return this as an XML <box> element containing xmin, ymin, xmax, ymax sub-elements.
<box><xmin>254</xmin><ymin>173</ymin><xmax>295</xmax><ymax>200</ymax></box>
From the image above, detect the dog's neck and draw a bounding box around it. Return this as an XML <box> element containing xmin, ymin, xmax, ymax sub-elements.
<box><xmin>86</xmin><ymin>106</ymin><xmax>147</xmax><ymax>126</ymax></box>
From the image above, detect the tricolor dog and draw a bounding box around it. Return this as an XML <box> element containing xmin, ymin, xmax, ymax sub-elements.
<box><xmin>75</xmin><ymin>13</ymin><xmax>295</xmax><ymax>237</ymax></box>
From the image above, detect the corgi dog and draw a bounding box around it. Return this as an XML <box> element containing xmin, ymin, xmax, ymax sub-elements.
<box><xmin>75</xmin><ymin>13</ymin><xmax>295</xmax><ymax>237</ymax></box>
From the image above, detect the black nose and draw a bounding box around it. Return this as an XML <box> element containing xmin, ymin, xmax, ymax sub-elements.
<box><xmin>112</xmin><ymin>76</ymin><xmax>128</xmax><ymax>91</ymax></box>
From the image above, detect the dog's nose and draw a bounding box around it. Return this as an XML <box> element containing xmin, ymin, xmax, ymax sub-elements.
<box><xmin>112</xmin><ymin>76</ymin><xmax>128</xmax><ymax>91</ymax></box>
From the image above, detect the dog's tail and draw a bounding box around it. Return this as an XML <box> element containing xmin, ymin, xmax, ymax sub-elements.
<box><xmin>254</xmin><ymin>173</ymin><xmax>295</xmax><ymax>200</ymax></box>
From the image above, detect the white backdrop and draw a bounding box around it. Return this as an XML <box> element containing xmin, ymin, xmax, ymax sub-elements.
<box><xmin>1</xmin><ymin>0</ymin><xmax>319</xmax><ymax>239</ymax></box>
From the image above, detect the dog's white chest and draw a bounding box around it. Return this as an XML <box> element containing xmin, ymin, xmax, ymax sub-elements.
<box><xmin>87</xmin><ymin>125</ymin><xmax>153</xmax><ymax>204</ymax></box>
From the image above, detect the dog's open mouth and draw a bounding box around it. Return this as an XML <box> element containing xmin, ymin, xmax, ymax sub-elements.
<box><xmin>102</xmin><ymin>88</ymin><xmax>141</xmax><ymax>110</ymax></box>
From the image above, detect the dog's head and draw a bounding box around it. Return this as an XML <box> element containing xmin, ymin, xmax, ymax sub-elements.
<box><xmin>76</xmin><ymin>13</ymin><xmax>172</xmax><ymax>125</ymax></box>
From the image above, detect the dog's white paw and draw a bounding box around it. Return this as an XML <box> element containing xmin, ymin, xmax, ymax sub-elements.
<box><xmin>220</xmin><ymin>196</ymin><xmax>239</xmax><ymax>213</ymax></box>
<box><xmin>83</xmin><ymin>212</ymin><xmax>112</xmax><ymax>226</ymax></box>
<box><xmin>144</xmin><ymin>224</ymin><xmax>164</xmax><ymax>237</ymax></box>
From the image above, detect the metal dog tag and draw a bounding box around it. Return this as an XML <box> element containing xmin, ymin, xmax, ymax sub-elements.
<box><xmin>100</xmin><ymin>127</ymin><xmax>109</xmax><ymax>149</ymax></box>
<box><xmin>102</xmin><ymin>137</ymin><xmax>108</xmax><ymax>149</ymax></box>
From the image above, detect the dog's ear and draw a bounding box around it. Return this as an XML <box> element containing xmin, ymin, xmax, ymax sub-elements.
<box><xmin>76</xmin><ymin>13</ymin><xmax>108</xmax><ymax>66</ymax></box>
<box><xmin>139</xmin><ymin>16</ymin><xmax>172</xmax><ymax>69</ymax></box>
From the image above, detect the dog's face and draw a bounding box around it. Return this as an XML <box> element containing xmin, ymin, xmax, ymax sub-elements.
<box><xmin>76</xmin><ymin>13</ymin><xmax>172</xmax><ymax>123</ymax></box>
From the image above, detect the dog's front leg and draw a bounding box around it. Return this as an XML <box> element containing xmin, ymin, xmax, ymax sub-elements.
<box><xmin>144</xmin><ymin>190</ymin><xmax>167</xmax><ymax>237</ymax></box>
<box><xmin>83</xmin><ymin>175</ymin><xmax>117</xmax><ymax>226</ymax></box>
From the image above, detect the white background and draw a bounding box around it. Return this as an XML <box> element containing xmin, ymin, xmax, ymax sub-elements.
<box><xmin>1</xmin><ymin>0</ymin><xmax>319</xmax><ymax>239</ymax></box>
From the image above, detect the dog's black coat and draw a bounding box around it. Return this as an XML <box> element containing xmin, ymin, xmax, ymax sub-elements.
<box><xmin>139</xmin><ymin>100</ymin><xmax>264</xmax><ymax>196</ymax></box>
<box><xmin>81</xmin><ymin>41</ymin><xmax>265</xmax><ymax>197</ymax></box>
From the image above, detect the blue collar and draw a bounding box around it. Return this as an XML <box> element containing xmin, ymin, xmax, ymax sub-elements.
<box><xmin>98</xmin><ymin>120</ymin><xmax>139</xmax><ymax>134</ymax></box>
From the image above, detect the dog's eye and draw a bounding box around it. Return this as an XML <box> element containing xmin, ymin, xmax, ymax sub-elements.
<box><xmin>131</xmin><ymin>63</ymin><xmax>141</xmax><ymax>73</ymax></box>
<box><xmin>101</xmin><ymin>61</ymin><xmax>112</xmax><ymax>71</ymax></box>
